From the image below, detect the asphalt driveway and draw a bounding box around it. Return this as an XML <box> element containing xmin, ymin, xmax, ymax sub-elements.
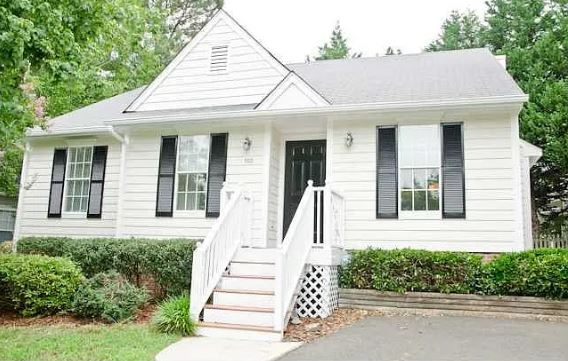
<box><xmin>279</xmin><ymin>315</ymin><xmax>568</xmax><ymax>361</ymax></box>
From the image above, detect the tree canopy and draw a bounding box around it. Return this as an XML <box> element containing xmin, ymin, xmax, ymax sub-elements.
<box><xmin>427</xmin><ymin>1</ymin><xmax>568</xmax><ymax>233</ymax></box>
<box><xmin>0</xmin><ymin>0</ymin><xmax>220</xmax><ymax>197</ymax></box>
<box><xmin>314</xmin><ymin>22</ymin><xmax>361</xmax><ymax>60</ymax></box>
<box><xmin>425</xmin><ymin>10</ymin><xmax>486</xmax><ymax>51</ymax></box>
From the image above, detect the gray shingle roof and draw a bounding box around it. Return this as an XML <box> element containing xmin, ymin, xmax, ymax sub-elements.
<box><xmin>288</xmin><ymin>48</ymin><xmax>524</xmax><ymax>105</ymax></box>
<box><xmin>42</xmin><ymin>48</ymin><xmax>525</xmax><ymax>134</ymax></box>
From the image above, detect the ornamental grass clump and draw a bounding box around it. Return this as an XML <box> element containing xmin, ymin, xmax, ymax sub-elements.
<box><xmin>152</xmin><ymin>294</ymin><xmax>196</xmax><ymax>336</ymax></box>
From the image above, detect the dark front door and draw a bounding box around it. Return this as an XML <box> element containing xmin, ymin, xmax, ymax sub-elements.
<box><xmin>283</xmin><ymin>140</ymin><xmax>326</xmax><ymax>238</ymax></box>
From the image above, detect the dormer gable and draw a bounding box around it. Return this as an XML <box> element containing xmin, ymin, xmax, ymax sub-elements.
<box><xmin>126</xmin><ymin>9</ymin><xmax>289</xmax><ymax>112</ymax></box>
<box><xmin>256</xmin><ymin>72</ymin><xmax>330</xmax><ymax>110</ymax></box>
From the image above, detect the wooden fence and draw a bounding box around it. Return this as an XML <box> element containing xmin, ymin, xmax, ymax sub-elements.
<box><xmin>533</xmin><ymin>235</ymin><xmax>568</xmax><ymax>249</ymax></box>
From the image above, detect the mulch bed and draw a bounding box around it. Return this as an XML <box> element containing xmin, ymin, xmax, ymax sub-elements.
<box><xmin>0</xmin><ymin>303</ymin><xmax>156</xmax><ymax>327</ymax></box>
<box><xmin>284</xmin><ymin>308</ymin><xmax>382</xmax><ymax>343</ymax></box>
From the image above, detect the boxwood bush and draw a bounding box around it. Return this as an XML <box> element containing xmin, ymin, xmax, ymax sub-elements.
<box><xmin>484</xmin><ymin>249</ymin><xmax>568</xmax><ymax>299</ymax></box>
<box><xmin>17</xmin><ymin>237</ymin><xmax>197</xmax><ymax>297</ymax></box>
<box><xmin>72</xmin><ymin>271</ymin><xmax>149</xmax><ymax>322</ymax></box>
<box><xmin>340</xmin><ymin>248</ymin><xmax>484</xmax><ymax>294</ymax></box>
<box><xmin>340</xmin><ymin>248</ymin><xmax>568</xmax><ymax>299</ymax></box>
<box><xmin>0</xmin><ymin>254</ymin><xmax>84</xmax><ymax>315</ymax></box>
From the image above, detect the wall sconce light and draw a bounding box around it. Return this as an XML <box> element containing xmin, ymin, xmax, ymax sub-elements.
<box><xmin>345</xmin><ymin>131</ymin><xmax>353</xmax><ymax>147</ymax></box>
<box><xmin>242</xmin><ymin>137</ymin><xmax>252</xmax><ymax>151</ymax></box>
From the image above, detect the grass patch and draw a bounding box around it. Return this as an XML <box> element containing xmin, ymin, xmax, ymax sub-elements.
<box><xmin>0</xmin><ymin>324</ymin><xmax>180</xmax><ymax>361</ymax></box>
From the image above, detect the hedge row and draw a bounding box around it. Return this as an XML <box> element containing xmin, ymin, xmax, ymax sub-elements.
<box><xmin>17</xmin><ymin>237</ymin><xmax>197</xmax><ymax>297</ymax></box>
<box><xmin>340</xmin><ymin>248</ymin><xmax>568</xmax><ymax>299</ymax></box>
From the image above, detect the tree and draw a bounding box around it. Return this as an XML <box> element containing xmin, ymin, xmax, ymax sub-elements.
<box><xmin>150</xmin><ymin>0</ymin><xmax>223</xmax><ymax>40</ymax></box>
<box><xmin>315</xmin><ymin>22</ymin><xmax>361</xmax><ymax>60</ymax></box>
<box><xmin>0</xmin><ymin>0</ymin><xmax>219</xmax><ymax>197</ymax></box>
<box><xmin>385</xmin><ymin>46</ymin><xmax>402</xmax><ymax>56</ymax></box>
<box><xmin>426</xmin><ymin>10</ymin><xmax>487</xmax><ymax>52</ymax></box>
<box><xmin>427</xmin><ymin>1</ymin><xmax>568</xmax><ymax>234</ymax></box>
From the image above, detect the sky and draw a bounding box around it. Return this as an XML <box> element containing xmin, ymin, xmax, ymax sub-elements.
<box><xmin>223</xmin><ymin>0</ymin><xmax>487</xmax><ymax>64</ymax></box>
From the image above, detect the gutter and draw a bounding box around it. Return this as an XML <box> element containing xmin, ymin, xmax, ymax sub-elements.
<box><xmin>26</xmin><ymin>126</ymin><xmax>114</xmax><ymax>138</ymax></box>
<box><xmin>107</xmin><ymin>94</ymin><xmax>529</xmax><ymax>127</ymax></box>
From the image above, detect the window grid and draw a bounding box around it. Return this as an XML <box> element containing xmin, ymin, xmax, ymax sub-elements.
<box><xmin>64</xmin><ymin>147</ymin><xmax>93</xmax><ymax>213</ymax></box>
<box><xmin>176</xmin><ymin>136</ymin><xmax>209</xmax><ymax>212</ymax></box>
<box><xmin>400</xmin><ymin>168</ymin><xmax>440</xmax><ymax>212</ymax></box>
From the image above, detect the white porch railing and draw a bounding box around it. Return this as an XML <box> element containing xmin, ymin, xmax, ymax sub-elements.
<box><xmin>274</xmin><ymin>180</ymin><xmax>346</xmax><ymax>331</ymax></box>
<box><xmin>189</xmin><ymin>185</ymin><xmax>253</xmax><ymax>320</ymax></box>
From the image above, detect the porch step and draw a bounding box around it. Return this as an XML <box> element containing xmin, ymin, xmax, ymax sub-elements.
<box><xmin>213</xmin><ymin>288</ymin><xmax>275</xmax><ymax>308</ymax></box>
<box><xmin>218</xmin><ymin>275</ymin><xmax>275</xmax><ymax>292</ymax></box>
<box><xmin>233</xmin><ymin>247</ymin><xmax>278</xmax><ymax>263</ymax></box>
<box><xmin>197</xmin><ymin>322</ymin><xmax>282</xmax><ymax>342</ymax></box>
<box><xmin>229</xmin><ymin>261</ymin><xmax>275</xmax><ymax>277</ymax></box>
<box><xmin>203</xmin><ymin>304</ymin><xmax>273</xmax><ymax>326</ymax></box>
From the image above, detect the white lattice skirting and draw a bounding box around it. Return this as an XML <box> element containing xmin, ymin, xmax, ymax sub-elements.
<box><xmin>295</xmin><ymin>265</ymin><xmax>339</xmax><ymax>318</ymax></box>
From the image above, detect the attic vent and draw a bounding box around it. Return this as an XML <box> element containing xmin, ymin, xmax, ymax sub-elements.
<box><xmin>210</xmin><ymin>45</ymin><xmax>229</xmax><ymax>73</ymax></box>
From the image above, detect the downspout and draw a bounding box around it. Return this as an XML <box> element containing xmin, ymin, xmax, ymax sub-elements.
<box><xmin>12</xmin><ymin>142</ymin><xmax>31</xmax><ymax>252</ymax></box>
<box><xmin>110</xmin><ymin>129</ymin><xmax>128</xmax><ymax>238</ymax></box>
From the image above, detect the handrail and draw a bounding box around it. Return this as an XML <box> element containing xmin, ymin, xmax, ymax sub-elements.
<box><xmin>189</xmin><ymin>187</ymin><xmax>252</xmax><ymax>320</ymax></box>
<box><xmin>274</xmin><ymin>180</ymin><xmax>315</xmax><ymax>331</ymax></box>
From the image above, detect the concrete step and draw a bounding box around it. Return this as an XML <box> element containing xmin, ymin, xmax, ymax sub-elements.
<box><xmin>233</xmin><ymin>247</ymin><xmax>278</xmax><ymax>263</ymax></box>
<box><xmin>219</xmin><ymin>274</ymin><xmax>275</xmax><ymax>292</ymax></box>
<box><xmin>213</xmin><ymin>288</ymin><xmax>275</xmax><ymax>308</ymax></box>
<box><xmin>229</xmin><ymin>261</ymin><xmax>275</xmax><ymax>277</ymax></box>
<box><xmin>203</xmin><ymin>305</ymin><xmax>274</xmax><ymax>327</ymax></box>
<box><xmin>197</xmin><ymin>322</ymin><xmax>282</xmax><ymax>341</ymax></box>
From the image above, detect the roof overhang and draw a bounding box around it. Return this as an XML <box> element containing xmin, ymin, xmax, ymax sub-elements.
<box><xmin>109</xmin><ymin>94</ymin><xmax>528</xmax><ymax>128</ymax></box>
<box><xmin>520</xmin><ymin>139</ymin><xmax>543</xmax><ymax>167</ymax></box>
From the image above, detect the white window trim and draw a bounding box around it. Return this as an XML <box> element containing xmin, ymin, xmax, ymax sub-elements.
<box><xmin>398</xmin><ymin>125</ymin><xmax>442</xmax><ymax>220</ymax></box>
<box><xmin>62</xmin><ymin>146</ymin><xmax>93</xmax><ymax>217</ymax></box>
<box><xmin>173</xmin><ymin>135</ymin><xmax>210</xmax><ymax>217</ymax></box>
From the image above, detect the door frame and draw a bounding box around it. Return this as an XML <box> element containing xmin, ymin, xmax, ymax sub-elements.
<box><xmin>276</xmin><ymin>132</ymin><xmax>327</xmax><ymax>242</ymax></box>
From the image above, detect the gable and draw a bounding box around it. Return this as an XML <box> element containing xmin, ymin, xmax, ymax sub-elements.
<box><xmin>256</xmin><ymin>72</ymin><xmax>329</xmax><ymax>110</ymax></box>
<box><xmin>126</xmin><ymin>10</ymin><xmax>289</xmax><ymax>112</ymax></box>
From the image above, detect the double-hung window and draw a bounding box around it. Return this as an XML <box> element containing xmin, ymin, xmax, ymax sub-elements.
<box><xmin>64</xmin><ymin>147</ymin><xmax>93</xmax><ymax>213</ymax></box>
<box><xmin>176</xmin><ymin>135</ymin><xmax>210</xmax><ymax>211</ymax></box>
<box><xmin>399</xmin><ymin>125</ymin><xmax>441</xmax><ymax>217</ymax></box>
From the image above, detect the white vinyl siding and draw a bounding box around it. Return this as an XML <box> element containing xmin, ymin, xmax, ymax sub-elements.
<box><xmin>135</xmin><ymin>16</ymin><xmax>286</xmax><ymax>111</ymax></box>
<box><xmin>330</xmin><ymin>111</ymin><xmax>522</xmax><ymax>252</ymax></box>
<box><xmin>17</xmin><ymin>137</ymin><xmax>121</xmax><ymax>237</ymax></box>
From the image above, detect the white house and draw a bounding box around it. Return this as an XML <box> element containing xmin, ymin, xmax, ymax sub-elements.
<box><xmin>14</xmin><ymin>9</ymin><xmax>542</xmax><ymax>340</ymax></box>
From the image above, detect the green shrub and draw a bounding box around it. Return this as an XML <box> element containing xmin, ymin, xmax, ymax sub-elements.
<box><xmin>152</xmin><ymin>294</ymin><xmax>195</xmax><ymax>336</ymax></box>
<box><xmin>0</xmin><ymin>254</ymin><xmax>84</xmax><ymax>316</ymax></box>
<box><xmin>340</xmin><ymin>248</ymin><xmax>485</xmax><ymax>294</ymax></box>
<box><xmin>18</xmin><ymin>237</ymin><xmax>197</xmax><ymax>297</ymax></box>
<box><xmin>72</xmin><ymin>271</ymin><xmax>149</xmax><ymax>322</ymax></box>
<box><xmin>484</xmin><ymin>249</ymin><xmax>568</xmax><ymax>299</ymax></box>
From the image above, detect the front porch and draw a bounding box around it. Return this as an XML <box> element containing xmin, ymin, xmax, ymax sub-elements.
<box><xmin>189</xmin><ymin>116</ymin><xmax>346</xmax><ymax>341</ymax></box>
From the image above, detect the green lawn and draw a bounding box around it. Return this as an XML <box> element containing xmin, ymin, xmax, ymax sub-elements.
<box><xmin>0</xmin><ymin>324</ymin><xmax>180</xmax><ymax>361</ymax></box>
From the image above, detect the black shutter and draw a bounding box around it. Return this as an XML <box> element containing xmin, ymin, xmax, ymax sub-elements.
<box><xmin>442</xmin><ymin>123</ymin><xmax>465</xmax><ymax>218</ymax></box>
<box><xmin>376</xmin><ymin>127</ymin><xmax>398</xmax><ymax>218</ymax></box>
<box><xmin>47</xmin><ymin>149</ymin><xmax>67</xmax><ymax>218</ymax></box>
<box><xmin>156</xmin><ymin>136</ymin><xmax>177</xmax><ymax>217</ymax></box>
<box><xmin>206</xmin><ymin>133</ymin><xmax>228</xmax><ymax>218</ymax></box>
<box><xmin>87</xmin><ymin>146</ymin><xmax>108</xmax><ymax>218</ymax></box>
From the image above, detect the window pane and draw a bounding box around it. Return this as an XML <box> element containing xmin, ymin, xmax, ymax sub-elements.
<box><xmin>414</xmin><ymin>190</ymin><xmax>426</xmax><ymax>210</ymax></box>
<box><xmin>197</xmin><ymin>193</ymin><xmax>206</xmax><ymax>210</ymax></box>
<box><xmin>401</xmin><ymin>191</ymin><xmax>413</xmax><ymax>211</ymax></box>
<box><xmin>399</xmin><ymin>125</ymin><xmax>440</xmax><ymax>168</ymax></box>
<box><xmin>428</xmin><ymin>191</ymin><xmax>440</xmax><ymax>211</ymax></box>
<box><xmin>178</xmin><ymin>174</ymin><xmax>187</xmax><ymax>192</ymax></box>
<box><xmin>187</xmin><ymin>193</ymin><xmax>196</xmax><ymax>210</ymax></box>
<box><xmin>196</xmin><ymin>174</ymin><xmax>206</xmax><ymax>191</ymax></box>
<box><xmin>401</xmin><ymin>169</ymin><xmax>412</xmax><ymax>189</ymax></box>
<box><xmin>413</xmin><ymin>169</ymin><xmax>427</xmax><ymax>189</ymax></box>
<box><xmin>188</xmin><ymin>174</ymin><xmax>197</xmax><ymax>191</ymax></box>
<box><xmin>176</xmin><ymin>193</ymin><xmax>186</xmax><ymax>210</ymax></box>
<box><xmin>427</xmin><ymin>169</ymin><xmax>439</xmax><ymax>190</ymax></box>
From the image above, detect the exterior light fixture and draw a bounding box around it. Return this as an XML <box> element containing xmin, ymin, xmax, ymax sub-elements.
<box><xmin>242</xmin><ymin>137</ymin><xmax>252</xmax><ymax>151</ymax></box>
<box><xmin>345</xmin><ymin>131</ymin><xmax>353</xmax><ymax>147</ymax></box>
